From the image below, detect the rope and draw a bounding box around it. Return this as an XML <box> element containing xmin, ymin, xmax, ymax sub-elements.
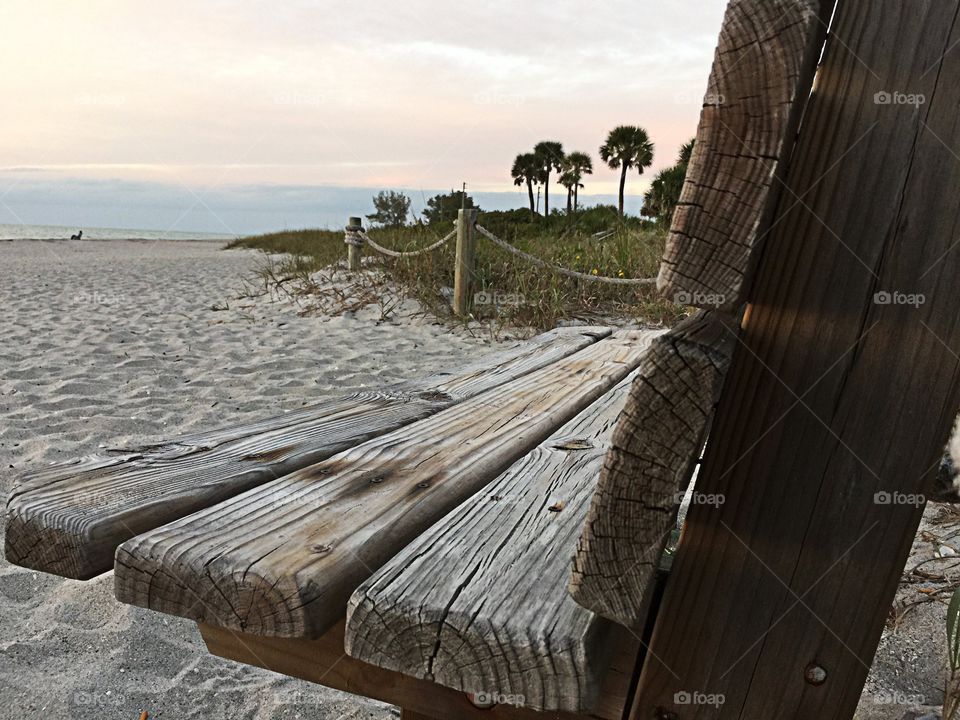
<box><xmin>344</xmin><ymin>227</ymin><xmax>455</xmax><ymax>257</ymax></box>
<box><xmin>474</xmin><ymin>224</ymin><xmax>657</xmax><ymax>287</ymax></box>
<box><xmin>344</xmin><ymin>227</ymin><xmax>365</xmax><ymax>247</ymax></box>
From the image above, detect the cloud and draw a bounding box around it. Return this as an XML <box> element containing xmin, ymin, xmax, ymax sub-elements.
<box><xmin>0</xmin><ymin>0</ymin><xmax>727</xmax><ymax>217</ymax></box>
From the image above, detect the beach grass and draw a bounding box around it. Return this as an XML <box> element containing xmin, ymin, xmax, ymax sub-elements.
<box><xmin>227</xmin><ymin>209</ymin><xmax>688</xmax><ymax>331</ymax></box>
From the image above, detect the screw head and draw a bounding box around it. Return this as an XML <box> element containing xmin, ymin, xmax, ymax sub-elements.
<box><xmin>804</xmin><ymin>663</ymin><xmax>827</xmax><ymax>686</ymax></box>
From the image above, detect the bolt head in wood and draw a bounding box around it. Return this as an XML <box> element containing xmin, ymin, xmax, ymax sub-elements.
<box><xmin>467</xmin><ymin>692</ymin><xmax>495</xmax><ymax>709</ymax></box>
<box><xmin>804</xmin><ymin>663</ymin><xmax>827</xmax><ymax>686</ymax></box>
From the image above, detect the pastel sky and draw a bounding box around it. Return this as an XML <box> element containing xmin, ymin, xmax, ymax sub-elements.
<box><xmin>0</xmin><ymin>0</ymin><xmax>728</xmax><ymax>233</ymax></box>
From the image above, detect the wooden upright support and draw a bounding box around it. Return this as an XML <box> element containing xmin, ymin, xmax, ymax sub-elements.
<box><xmin>453</xmin><ymin>208</ymin><xmax>477</xmax><ymax>316</ymax></box>
<box><xmin>347</xmin><ymin>216</ymin><xmax>363</xmax><ymax>271</ymax></box>
<box><xmin>631</xmin><ymin>1</ymin><xmax>960</xmax><ymax>718</ymax></box>
<box><xmin>658</xmin><ymin>0</ymin><xmax>832</xmax><ymax>312</ymax></box>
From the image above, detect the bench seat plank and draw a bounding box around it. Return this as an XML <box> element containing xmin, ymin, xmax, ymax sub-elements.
<box><xmin>344</xmin><ymin>369</ymin><xmax>647</xmax><ymax>714</ymax></box>
<box><xmin>113</xmin><ymin>331</ymin><xmax>655</xmax><ymax>639</ymax></box>
<box><xmin>6</xmin><ymin>327</ymin><xmax>610</xmax><ymax>580</ymax></box>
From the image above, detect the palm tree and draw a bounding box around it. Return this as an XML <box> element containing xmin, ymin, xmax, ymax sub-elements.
<box><xmin>643</xmin><ymin>138</ymin><xmax>696</xmax><ymax>225</ymax></box>
<box><xmin>533</xmin><ymin>141</ymin><xmax>564</xmax><ymax>217</ymax></box>
<box><xmin>511</xmin><ymin>152</ymin><xmax>540</xmax><ymax>217</ymax></box>
<box><xmin>643</xmin><ymin>164</ymin><xmax>687</xmax><ymax>225</ymax></box>
<box><xmin>678</xmin><ymin>138</ymin><xmax>695</xmax><ymax>166</ymax></box>
<box><xmin>561</xmin><ymin>152</ymin><xmax>593</xmax><ymax>213</ymax></box>
<box><xmin>559</xmin><ymin>170</ymin><xmax>577</xmax><ymax>214</ymax></box>
<box><xmin>599</xmin><ymin>126</ymin><xmax>655</xmax><ymax>218</ymax></box>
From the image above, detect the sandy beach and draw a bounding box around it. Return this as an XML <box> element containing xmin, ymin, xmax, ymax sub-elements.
<box><xmin>0</xmin><ymin>239</ymin><xmax>953</xmax><ymax>720</ymax></box>
<box><xmin>0</xmin><ymin>239</ymin><xmax>501</xmax><ymax>719</ymax></box>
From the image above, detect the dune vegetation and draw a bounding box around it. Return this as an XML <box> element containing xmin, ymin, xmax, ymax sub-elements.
<box><xmin>228</xmin><ymin>205</ymin><xmax>687</xmax><ymax>332</ymax></box>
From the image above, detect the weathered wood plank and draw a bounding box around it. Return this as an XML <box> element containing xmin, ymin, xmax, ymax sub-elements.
<box><xmin>344</xmin><ymin>368</ymin><xmax>650</xmax><ymax>714</ymax></box>
<box><xmin>632</xmin><ymin>1</ymin><xmax>960</xmax><ymax>717</ymax></box>
<box><xmin>657</xmin><ymin>0</ymin><xmax>833</xmax><ymax>311</ymax></box>
<box><xmin>198</xmin><ymin>619</ymin><xmax>641</xmax><ymax>720</ymax></box>
<box><xmin>569</xmin><ymin>311</ymin><xmax>734</xmax><ymax>629</ymax></box>
<box><xmin>113</xmin><ymin>332</ymin><xmax>656</xmax><ymax>638</ymax></box>
<box><xmin>5</xmin><ymin>327</ymin><xmax>609</xmax><ymax>580</ymax></box>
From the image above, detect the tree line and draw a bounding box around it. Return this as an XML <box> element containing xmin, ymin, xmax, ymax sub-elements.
<box><xmin>512</xmin><ymin>127</ymin><xmax>651</xmax><ymax>219</ymax></box>
<box><xmin>365</xmin><ymin>127</ymin><xmax>695</xmax><ymax>228</ymax></box>
<box><xmin>512</xmin><ymin>128</ymin><xmax>694</xmax><ymax>222</ymax></box>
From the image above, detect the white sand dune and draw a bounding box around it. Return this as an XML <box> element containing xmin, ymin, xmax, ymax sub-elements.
<box><xmin>0</xmin><ymin>239</ymin><xmax>950</xmax><ymax>720</ymax></box>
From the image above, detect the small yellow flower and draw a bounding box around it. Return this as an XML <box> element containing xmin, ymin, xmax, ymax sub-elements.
<box><xmin>592</xmin><ymin>268</ymin><xmax>599</xmax><ymax>275</ymax></box>
<box><xmin>575</xmin><ymin>255</ymin><xmax>581</xmax><ymax>260</ymax></box>
<box><xmin>618</xmin><ymin>270</ymin><xmax>625</xmax><ymax>278</ymax></box>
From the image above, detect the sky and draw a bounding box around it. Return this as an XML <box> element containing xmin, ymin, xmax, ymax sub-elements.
<box><xmin>0</xmin><ymin>0</ymin><xmax>728</xmax><ymax>234</ymax></box>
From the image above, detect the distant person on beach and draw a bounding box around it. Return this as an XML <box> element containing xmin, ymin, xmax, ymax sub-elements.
<box><xmin>70</xmin><ymin>230</ymin><xmax>82</xmax><ymax>240</ymax></box>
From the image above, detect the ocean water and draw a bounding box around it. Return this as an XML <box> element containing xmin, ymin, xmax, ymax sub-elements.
<box><xmin>0</xmin><ymin>223</ymin><xmax>236</xmax><ymax>242</ymax></box>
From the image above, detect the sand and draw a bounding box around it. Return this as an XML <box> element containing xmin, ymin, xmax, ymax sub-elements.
<box><xmin>0</xmin><ymin>238</ymin><xmax>951</xmax><ymax>720</ymax></box>
<box><xmin>0</xmin><ymin>239</ymin><xmax>502</xmax><ymax>719</ymax></box>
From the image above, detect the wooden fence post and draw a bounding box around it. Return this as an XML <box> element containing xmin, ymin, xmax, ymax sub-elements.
<box><xmin>346</xmin><ymin>216</ymin><xmax>362</xmax><ymax>271</ymax></box>
<box><xmin>629</xmin><ymin>1</ymin><xmax>960</xmax><ymax>718</ymax></box>
<box><xmin>453</xmin><ymin>209</ymin><xmax>477</xmax><ymax>316</ymax></box>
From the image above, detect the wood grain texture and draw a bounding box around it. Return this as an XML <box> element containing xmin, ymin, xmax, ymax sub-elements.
<box><xmin>569</xmin><ymin>311</ymin><xmax>734</xmax><ymax>629</ymax></box>
<box><xmin>658</xmin><ymin>0</ymin><xmax>833</xmax><ymax>311</ymax></box>
<box><xmin>5</xmin><ymin>327</ymin><xmax>608</xmax><ymax>580</ymax></box>
<box><xmin>345</xmin><ymin>369</ymin><xmax>650</xmax><ymax>714</ymax></box>
<box><xmin>634</xmin><ymin>1</ymin><xmax>960</xmax><ymax>717</ymax></box>
<box><xmin>199</xmin><ymin>619</ymin><xmax>641</xmax><ymax>720</ymax></box>
<box><xmin>114</xmin><ymin>332</ymin><xmax>656</xmax><ymax>639</ymax></box>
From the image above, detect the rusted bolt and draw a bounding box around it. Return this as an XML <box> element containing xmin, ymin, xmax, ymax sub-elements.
<box><xmin>804</xmin><ymin>663</ymin><xmax>827</xmax><ymax>686</ymax></box>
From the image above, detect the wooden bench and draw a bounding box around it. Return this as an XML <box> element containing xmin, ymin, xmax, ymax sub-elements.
<box><xmin>9</xmin><ymin>326</ymin><xmax>665</xmax><ymax>719</ymax></box>
<box><xmin>8</xmin><ymin>1</ymin><xmax>960</xmax><ymax>719</ymax></box>
<box><xmin>6</xmin><ymin>326</ymin><xmax>609</xmax><ymax>580</ymax></box>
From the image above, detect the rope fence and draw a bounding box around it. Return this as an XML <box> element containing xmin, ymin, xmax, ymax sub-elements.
<box><xmin>474</xmin><ymin>224</ymin><xmax>657</xmax><ymax>287</ymax></box>
<box><xmin>344</xmin><ymin>227</ymin><xmax>456</xmax><ymax>258</ymax></box>
<box><xmin>343</xmin><ymin>212</ymin><xmax>657</xmax><ymax>314</ymax></box>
